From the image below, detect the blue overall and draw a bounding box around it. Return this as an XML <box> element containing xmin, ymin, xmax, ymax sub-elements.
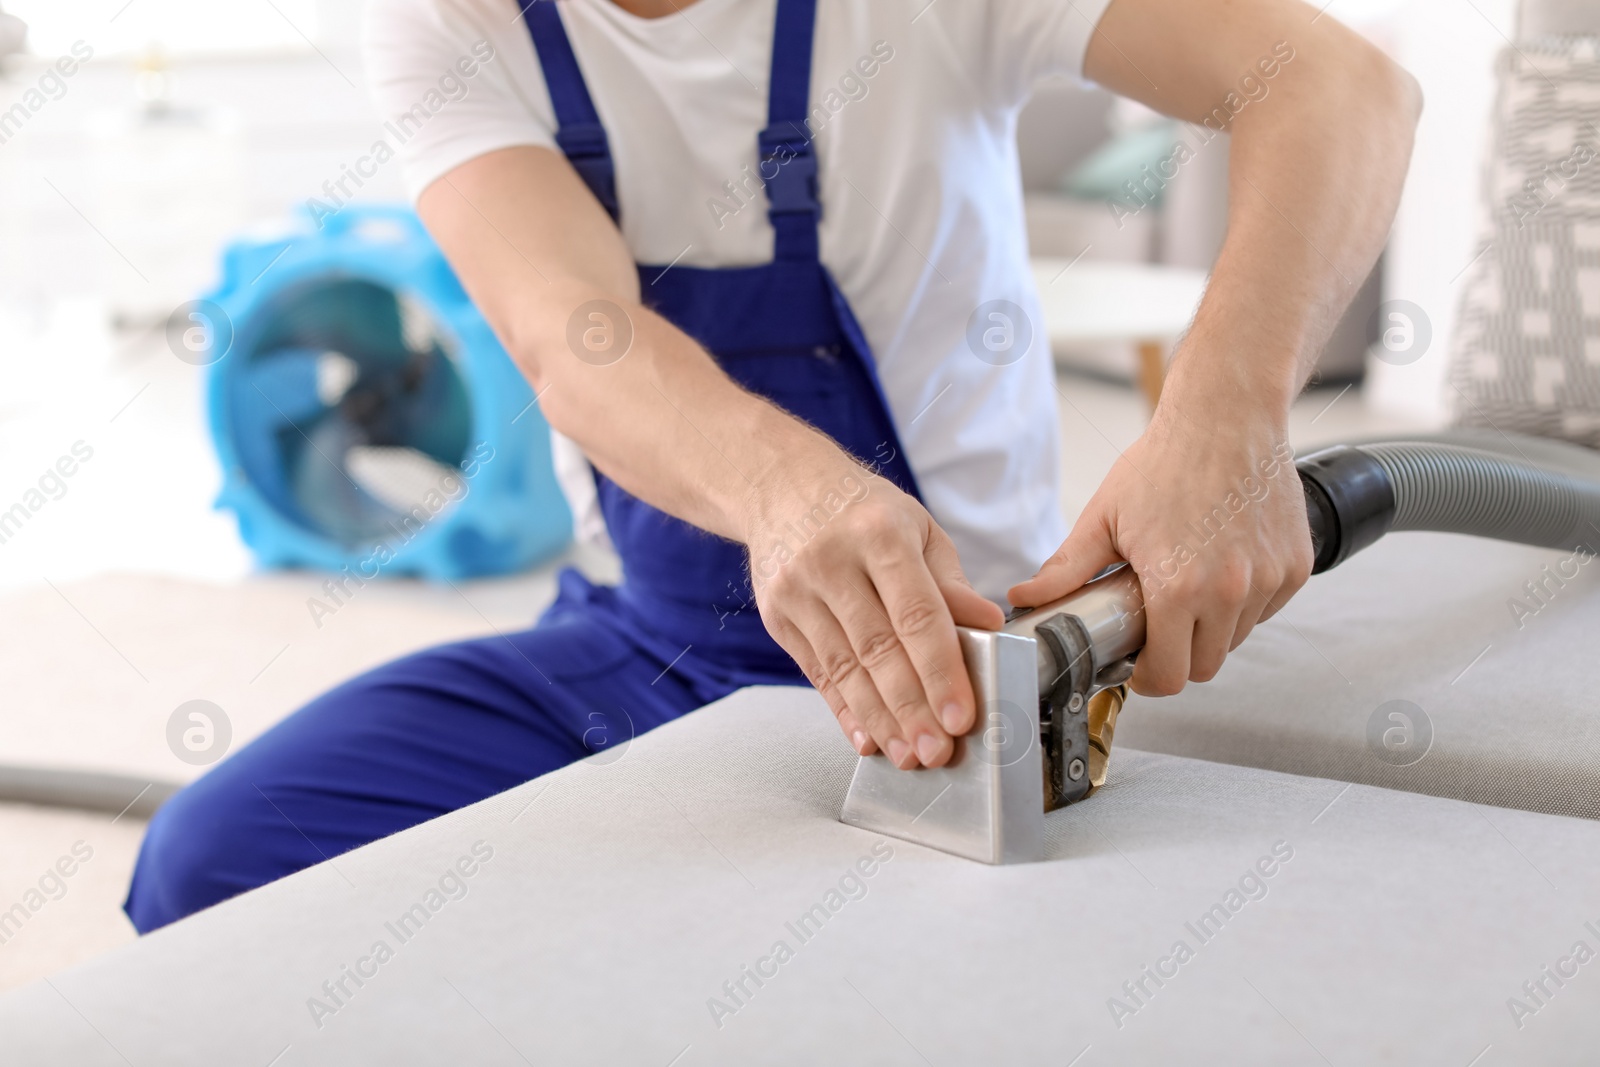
<box><xmin>124</xmin><ymin>0</ymin><xmax>919</xmax><ymax>933</ymax></box>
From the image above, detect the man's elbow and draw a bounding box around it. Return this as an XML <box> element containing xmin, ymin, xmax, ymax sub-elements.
<box><xmin>504</xmin><ymin>282</ymin><xmax>629</xmax><ymax>388</ymax></box>
<box><xmin>1378</xmin><ymin>51</ymin><xmax>1424</xmax><ymax>129</ymax></box>
<box><xmin>1343</xmin><ymin>34</ymin><xmax>1423</xmax><ymax>133</ymax></box>
<box><xmin>503</xmin><ymin>284</ymin><xmax>643</xmax><ymax>433</ymax></box>
<box><xmin>503</xmin><ymin>324</ymin><xmax>553</xmax><ymax>396</ymax></box>
<box><xmin>507</xmin><ymin>327</ymin><xmax>574</xmax><ymax>434</ymax></box>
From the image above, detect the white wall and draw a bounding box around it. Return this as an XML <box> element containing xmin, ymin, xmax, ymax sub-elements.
<box><xmin>3</xmin><ymin>0</ymin><xmax>323</xmax><ymax>56</ymax></box>
<box><xmin>0</xmin><ymin>0</ymin><xmax>1511</xmax><ymax>415</ymax></box>
<box><xmin>0</xmin><ymin>51</ymin><xmax>405</xmax><ymax>322</ymax></box>
<box><xmin>1370</xmin><ymin>0</ymin><xmax>1518</xmax><ymax>420</ymax></box>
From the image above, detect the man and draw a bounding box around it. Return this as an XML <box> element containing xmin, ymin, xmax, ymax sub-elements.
<box><xmin>125</xmin><ymin>0</ymin><xmax>1418</xmax><ymax>931</ymax></box>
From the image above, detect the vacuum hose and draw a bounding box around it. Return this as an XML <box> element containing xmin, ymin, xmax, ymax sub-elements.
<box><xmin>1298</xmin><ymin>429</ymin><xmax>1600</xmax><ymax>573</ymax></box>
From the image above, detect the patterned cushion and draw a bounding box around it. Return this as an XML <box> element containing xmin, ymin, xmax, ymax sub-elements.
<box><xmin>1521</xmin><ymin>0</ymin><xmax>1600</xmax><ymax>39</ymax></box>
<box><xmin>1448</xmin><ymin>37</ymin><xmax>1600</xmax><ymax>446</ymax></box>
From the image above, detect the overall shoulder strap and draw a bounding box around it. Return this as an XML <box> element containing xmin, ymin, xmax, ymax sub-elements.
<box><xmin>518</xmin><ymin>1</ymin><xmax>620</xmax><ymax>221</ymax></box>
<box><xmin>759</xmin><ymin>0</ymin><xmax>821</xmax><ymax>262</ymax></box>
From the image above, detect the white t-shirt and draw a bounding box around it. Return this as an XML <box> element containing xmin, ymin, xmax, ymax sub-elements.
<box><xmin>361</xmin><ymin>0</ymin><xmax>1113</xmax><ymax>600</ymax></box>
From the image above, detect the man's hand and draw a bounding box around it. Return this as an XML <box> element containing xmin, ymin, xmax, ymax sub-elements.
<box><xmin>747</xmin><ymin>455</ymin><xmax>1004</xmax><ymax>768</ymax></box>
<box><xmin>1008</xmin><ymin>401</ymin><xmax>1313</xmax><ymax>695</ymax></box>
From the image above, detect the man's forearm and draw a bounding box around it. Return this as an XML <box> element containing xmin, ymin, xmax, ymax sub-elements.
<box><xmin>1032</xmin><ymin>0</ymin><xmax>1424</xmax><ymax>694</ymax></box>
<box><xmin>1085</xmin><ymin>0</ymin><xmax>1422</xmax><ymax>428</ymax></box>
<box><xmin>1164</xmin><ymin>28</ymin><xmax>1422</xmax><ymax>424</ymax></box>
<box><xmin>521</xmin><ymin>278</ymin><xmax>852</xmax><ymax>544</ymax></box>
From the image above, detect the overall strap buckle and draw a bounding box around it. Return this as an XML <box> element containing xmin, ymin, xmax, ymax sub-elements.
<box><xmin>519</xmin><ymin>0</ymin><xmax>621</xmax><ymax>221</ymax></box>
<box><xmin>759</xmin><ymin>0</ymin><xmax>822</xmax><ymax>259</ymax></box>
<box><xmin>555</xmin><ymin>122</ymin><xmax>610</xmax><ymax>160</ymax></box>
<box><xmin>555</xmin><ymin>123</ymin><xmax>620</xmax><ymax>219</ymax></box>
<box><xmin>757</xmin><ymin>126</ymin><xmax>820</xmax><ymax>218</ymax></box>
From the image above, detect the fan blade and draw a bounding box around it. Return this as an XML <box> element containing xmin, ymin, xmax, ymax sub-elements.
<box><xmin>240</xmin><ymin>347</ymin><xmax>326</xmax><ymax>426</ymax></box>
<box><xmin>288</xmin><ymin>415</ymin><xmax>391</xmax><ymax>546</ymax></box>
<box><xmin>346</xmin><ymin>446</ymin><xmax>463</xmax><ymax>516</ymax></box>
<box><xmin>391</xmin><ymin>349</ymin><xmax>474</xmax><ymax>465</ymax></box>
<box><xmin>255</xmin><ymin>280</ymin><xmax>411</xmax><ymax>367</ymax></box>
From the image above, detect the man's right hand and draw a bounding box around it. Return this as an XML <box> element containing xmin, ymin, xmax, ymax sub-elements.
<box><xmin>745</xmin><ymin>454</ymin><xmax>1004</xmax><ymax>770</ymax></box>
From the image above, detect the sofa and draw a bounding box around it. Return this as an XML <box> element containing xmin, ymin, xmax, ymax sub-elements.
<box><xmin>4</xmin><ymin>527</ymin><xmax>1600</xmax><ymax>1064</ymax></box>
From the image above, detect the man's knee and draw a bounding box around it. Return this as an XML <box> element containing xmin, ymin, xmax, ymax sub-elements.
<box><xmin>124</xmin><ymin>776</ymin><xmax>261</xmax><ymax>934</ymax></box>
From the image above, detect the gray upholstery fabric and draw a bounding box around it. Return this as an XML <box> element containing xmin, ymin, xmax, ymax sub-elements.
<box><xmin>5</xmin><ymin>686</ymin><xmax>1600</xmax><ymax>1064</ymax></box>
<box><xmin>1118</xmin><ymin>530</ymin><xmax>1600</xmax><ymax>819</ymax></box>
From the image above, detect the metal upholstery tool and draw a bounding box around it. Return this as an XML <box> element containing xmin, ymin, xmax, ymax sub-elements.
<box><xmin>837</xmin><ymin>566</ymin><xmax>1141</xmax><ymax>863</ymax></box>
<box><xmin>840</xmin><ymin>430</ymin><xmax>1600</xmax><ymax>863</ymax></box>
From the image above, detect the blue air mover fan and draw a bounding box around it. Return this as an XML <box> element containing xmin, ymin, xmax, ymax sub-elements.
<box><xmin>203</xmin><ymin>205</ymin><xmax>571</xmax><ymax>579</ymax></box>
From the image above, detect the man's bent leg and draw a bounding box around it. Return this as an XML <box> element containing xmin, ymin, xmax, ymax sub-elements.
<box><xmin>124</xmin><ymin>602</ymin><xmax>708</xmax><ymax>933</ymax></box>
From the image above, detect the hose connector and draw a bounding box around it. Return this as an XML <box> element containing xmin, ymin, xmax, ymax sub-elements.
<box><xmin>1297</xmin><ymin>445</ymin><xmax>1397</xmax><ymax>573</ymax></box>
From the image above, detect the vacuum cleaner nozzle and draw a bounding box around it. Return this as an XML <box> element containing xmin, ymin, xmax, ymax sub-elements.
<box><xmin>839</xmin><ymin>566</ymin><xmax>1144</xmax><ymax>864</ymax></box>
<box><xmin>839</xmin><ymin>430</ymin><xmax>1600</xmax><ymax>864</ymax></box>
